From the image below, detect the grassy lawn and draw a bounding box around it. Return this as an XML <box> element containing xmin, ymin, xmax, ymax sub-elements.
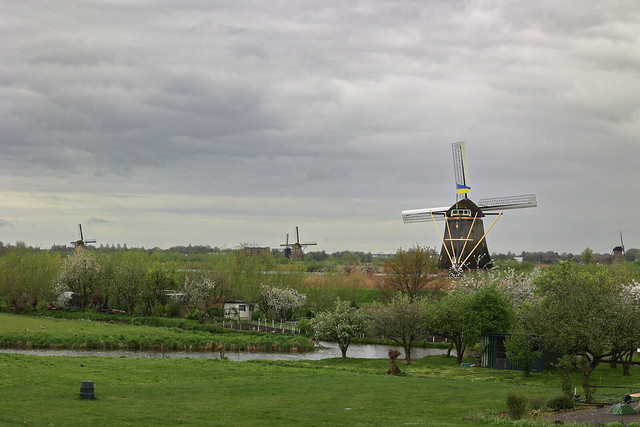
<box><xmin>0</xmin><ymin>313</ymin><xmax>312</xmax><ymax>352</ymax></box>
<box><xmin>2</xmin><ymin>313</ymin><xmax>640</xmax><ymax>425</ymax></box>
<box><xmin>0</xmin><ymin>353</ymin><xmax>549</xmax><ymax>426</ymax></box>
<box><xmin>3</xmin><ymin>352</ymin><xmax>639</xmax><ymax>426</ymax></box>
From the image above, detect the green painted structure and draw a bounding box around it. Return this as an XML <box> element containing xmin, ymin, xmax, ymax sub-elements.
<box><xmin>481</xmin><ymin>333</ymin><xmax>561</xmax><ymax>373</ymax></box>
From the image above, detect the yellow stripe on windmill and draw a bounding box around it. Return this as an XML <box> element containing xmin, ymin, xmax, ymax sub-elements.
<box><xmin>402</xmin><ymin>141</ymin><xmax>537</xmax><ymax>277</ymax></box>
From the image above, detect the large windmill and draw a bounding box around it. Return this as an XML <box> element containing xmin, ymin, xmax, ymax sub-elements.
<box><xmin>280</xmin><ymin>226</ymin><xmax>316</xmax><ymax>261</ymax></box>
<box><xmin>402</xmin><ymin>141</ymin><xmax>537</xmax><ymax>276</ymax></box>
<box><xmin>71</xmin><ymin>224</ymin><xmax>96</xmax><ymax>251</ymax></box>
<box><xmin>609</xmin><ymin>231</ymin><xmax>625</xmax><ymax>264</ymax></box>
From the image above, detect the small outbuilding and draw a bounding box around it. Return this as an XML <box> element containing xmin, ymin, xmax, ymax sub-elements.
<box><xmin>223</xmin><ymin>300</ymin><xmax>254</xmax><ymax>321</ymax></box>
<box><xmin>481</xmin><ymin>333</ymin><xmax>561</xmax><ymax>373</ymax></box>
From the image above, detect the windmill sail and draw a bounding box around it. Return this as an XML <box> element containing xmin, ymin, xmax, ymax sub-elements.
<box><xmin>452</xmin><ymin>141</ymin><xmax>469</xmax><ymax>193</ymax></box>
<box><xmin>78</xmin><ymin>224</ymin><xmax>97</xmax><ymax>243</ymax></box>
<box><xmin>477</xmin><ymin>194</ymin><xmax>537</xmax><ymax>211</ymax></box>
<box><xmin>402</xmin><ymin>206</ymin><xmax>450</xmax><ymax>223</ymax></box>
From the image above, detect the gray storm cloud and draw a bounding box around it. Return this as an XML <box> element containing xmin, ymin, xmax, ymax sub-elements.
<box><xmin>1</xmin><ymin>1</ymin><xmax>639</xmax><ymax>253</ymax></box>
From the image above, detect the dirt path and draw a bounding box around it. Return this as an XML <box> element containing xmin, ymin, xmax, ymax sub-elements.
<box><xmin>544</xmin><ymin>405</ymin><xmax>640</xmax><ymax>425</ymax></box>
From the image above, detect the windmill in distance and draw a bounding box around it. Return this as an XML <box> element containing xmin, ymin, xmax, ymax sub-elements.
<box><xmin>609</xmin><ymin>231</ymin><xmax>625</xmax><ymax>264</ymax></box>
<box><xmin>71</xmin><ymin>224</ymin><xmax>96</xmax><ymax>251</ymax></box>
<box><xmin>280</xmin><ymin>226</ymin><xmax>316</xmax><ymax>261</ymax></box>
<box><xmin>402</xmin><ymin>141</ymin><xmax>537</xmax><ymax>277</ymax></box>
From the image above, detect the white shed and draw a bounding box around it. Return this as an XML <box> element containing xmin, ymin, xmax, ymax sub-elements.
<box><xmin>223</xmin><ymin>300</ymin><xmax>254</xmax><ymax>321</ymax></box>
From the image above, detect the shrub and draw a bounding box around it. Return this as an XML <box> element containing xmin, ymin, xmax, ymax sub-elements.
<box><xmin>546</xmin><ymin>395</ymin><xmax>574</xmax><ymax>411</ymax></box>
<box><xmin>506</xmin><ymin>393</ymin><xmax>528</xmax><ymax>420</ymax></box>
<box><xmin>604</xmin><ymin>423</ymin><xmax>623</xmax><ymax>427</ymax></box>
<box><xmin>205</xmin><ymin>306</ymin><xmax>224</xmax><ymax>320</ymax></box>
<box><xmin>185</xmin><ymin>309</ymin><xmax>203</xmax><ymax>321</ymax></box>
<box><xmin>165</xmin><ymin>301</ymin><xmax>182</xmax><ymax>317</ymax></box>
<box><xmin>529</xmin><ymin>396</ymin><xmax>545</xmax><ymax>411</ymax></box>
<box><xmin>626</xmin><ymin>423</ymin><xmax>640</xmax><ymax>427</ymax></box>
<box><xmin>297</xmin><ymin>318</ymin><xmax>311</xmax><ymax>334</ymax></box>
<box><xmin>554</xmin><ymin>354</ymin><xmax>575</xmax><ymax>397</ymax></box>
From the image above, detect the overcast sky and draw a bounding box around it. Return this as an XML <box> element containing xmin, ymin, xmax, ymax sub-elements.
<box><xmin>2</xmin><ymin>1</ymin><xmax>639</xmax><ymax>255</ymax></box>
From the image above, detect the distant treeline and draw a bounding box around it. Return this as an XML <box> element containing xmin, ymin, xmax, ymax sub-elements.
<box><xmin>0</xmin><ymin>241</ymin><xmax>379</xmax><ymax>264</ymax></box>
<box><xmin>491</xmin><ymin>249</ymin><xmax>640</xmax><ymax>264</ymax></box>
<box><xmin>2</xmin><ymin>241</ymin><xmax>638</xmax><ymax>265</ymax></box>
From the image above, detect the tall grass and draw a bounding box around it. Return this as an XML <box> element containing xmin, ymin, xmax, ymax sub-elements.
<box><xmin>301</xmin><ymin>271</ymin><xmax>382</xmax><ymax>289</ymax></box>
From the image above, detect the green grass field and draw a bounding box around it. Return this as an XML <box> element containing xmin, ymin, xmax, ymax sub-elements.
<box><xmin>2</xmin><ymin>352</ymin><xmax>639</xmax><ymax>426</ymax></box>
<box><xmin>0</xmin><ymin>354</ymin><xmax>532</xmax><ymax>426</ymax></box>
<box><xmin>2</xmin><ymin>313</ymin><xmax>640</xmax><ymax>426</ymax></box>
<box><xmin>0</xmin><ymin>313</ymin><xmax>312</xmax><ymax>352</ymax></box>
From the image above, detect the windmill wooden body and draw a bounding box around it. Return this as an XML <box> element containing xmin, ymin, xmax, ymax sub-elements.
<box><xmin>402</xmin><ymin>141</ymin><xmax>537</xmax><ymax>276</ymax></box>
<box><xmin>609</xmin><ymin>231</ymin><xmax>625</xmax><ymax>264</ymax></box>
<box><xmin>71</xmin><ymin>224</ymin><xmax>96</xmax><ymax>251</ymax></box>
<box><xmin>280</xmin><ymin>226</ymin><xmax>316</xmax><ymax>261</ymax></box>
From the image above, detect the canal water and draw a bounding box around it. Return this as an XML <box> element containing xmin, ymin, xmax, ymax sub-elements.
<box><xmin>0</xmin><ymin>341</ymin><xmax>449</xmax><ymax>362</ymax></box>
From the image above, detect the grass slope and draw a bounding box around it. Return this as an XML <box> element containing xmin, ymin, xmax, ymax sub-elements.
<box><xmin>0</xmin><ymin>313</ymin><xmax>312</xmax><ymax>352</ymax></box>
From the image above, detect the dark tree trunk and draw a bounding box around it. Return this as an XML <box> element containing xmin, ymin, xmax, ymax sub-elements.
<box><xmin>581</xmin><ymin>355</ymin><xmax>602</xmax><ymax>402</ymax></box>
<box><xmin>454</xmin><ymin>337</ymin><xmax>465</xmax><ymax>364</ymax></box>
<box><xmin>446</xmin><ymin>343</ymin><xmax>453</xmax><ymax>358</ymax></box>
<box><xmin>339</xmin><ymin>338</ymin><xmax>350</xmax><ymax>358</ymax></box>
<box><xmin>401</xmin><ymin>337</ymin><xmax>413</xmax><ymax>364</ymax></box>
<box><xmin>622</xmin><ymin>350</ymin><xmax>634</xmax><ymax>376</ymax></box>
<box><xmin>610</xmin><ymin>350</ymin><xmax>619</xmax><ymax>368</ymax></box>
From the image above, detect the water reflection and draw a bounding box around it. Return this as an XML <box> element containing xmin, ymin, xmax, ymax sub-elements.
<box><xmin>0</xmin><ymin>342</ymin><xmax>448</xmax><ymax>362</ymax></box>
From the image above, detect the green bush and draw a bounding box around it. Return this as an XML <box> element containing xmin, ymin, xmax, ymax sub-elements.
<box><xmin>297</xmin><ymin>318</ymin><xmax>311</xmax><ymax>334</ymax></box>
<box><xmin>205</xmin><ymin>306</ymin><xmax>224</xmax><ymax>319</ymax></box>
<box><xmin>529</xmin><ymin>396</ymin><xmax>545</xmax><ymax>411</ymax></box>
<box><xmin>626</xmin><ymin>423</ymin><xmax>640</xmax><ymax>427</ymax></box>
<box><xmin>506</xmin><ymin>393</ymin><xmax>528</xmax><ymax>420</ymax></box>
<box><xmin>185</xmin><ymin>309</ymin><xmax>203</xmax><ymax>321</ymax></box>
<box><xmin>165</xmin><ymin>301</ymin><xmax>182</xmax><ymax>317</ymax></box>
<box><xmin>546</xmin><ymin>395</ymin><xmax>574</xmax><ymax>411</ymax></box>
<box><xmin>604</xmin><ymin>422</ymin><xmax>623</xmax><ymax>427</ymax></box>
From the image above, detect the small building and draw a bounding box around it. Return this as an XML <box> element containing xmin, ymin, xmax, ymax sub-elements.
<box><xmin>224</xmin><ymin>300</ymin><xmax>255</xmax><ymax>321</ymax></box>
<box><xmin>244</xmin><ymin>247</ymin><xmax>270</xmax><ymax>255</ymax></box>
<box><xmin>481</xmin><ymin>333</ymin><xmax>561</xmax><ymax>373</ymax></box>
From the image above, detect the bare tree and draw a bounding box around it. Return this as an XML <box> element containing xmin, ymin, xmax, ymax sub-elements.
<box><xmin>381</xmin><ymin>246</ymin><xmax>443</xmax><ymax>300</ymax></box>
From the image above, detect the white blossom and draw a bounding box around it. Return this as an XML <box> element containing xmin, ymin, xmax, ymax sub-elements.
<box><xmin>449</xmin><ymin>268</ymin><xmax>540</xmax><ymax>306</ymax></box>
<box><xmin>260</xmin><ymin>284</ymin><xmax>306</xmax><ymax>320</ymax></box>
<box><xmin>183</xmin><ymin>275</ymin><xmax>218</xmax><ymax>310</ymax></box>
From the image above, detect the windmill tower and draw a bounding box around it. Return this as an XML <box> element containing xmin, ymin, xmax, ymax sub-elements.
<box><xmin>609</xmin><ymin>231</ymin><xmax>625</xmax><ymax>264</ymax></box>
<box><xmin>280</xmin><ymin>226</ymin><xmax>316</xmax><ymax>261</ymax></box>
<box><xmin>71</xmin><ymin>224</ymin><xmax>96</xmax><ymax>251</ymax></box>
<box><xmin>402</xmin><ymin>141</ymin><xmax>537</xmax><ymax>277</ymax></box>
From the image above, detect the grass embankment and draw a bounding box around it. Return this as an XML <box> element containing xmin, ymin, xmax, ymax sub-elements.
<box><xmin>0</xmin><ymin>353</ymin><xmax>635</xmax><ymax>426</ymax></box>
<box><xmin>0</xmin><ymin>313</ymin><xmax>312</xmax><ymax>352</ymax></box>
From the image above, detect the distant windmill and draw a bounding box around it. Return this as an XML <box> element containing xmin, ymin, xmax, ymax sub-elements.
<box><xmin>71</xmin><ymin>224</ymin><xmax>96</xmax><ymax>251</ymax></box>
<box><xmin>280</xmin><ymin>226</ymin><xmax>316</xmax><ymax>261</ymax></box>
<box><xmin>402</xmin><ymin>141</ymin><xmax>537</xmax><ymax>277</ymax></box>
<box><xmin>609</xmin><ymin>231</ymin><xmax>625</xmax><ymax>264</ymax></box>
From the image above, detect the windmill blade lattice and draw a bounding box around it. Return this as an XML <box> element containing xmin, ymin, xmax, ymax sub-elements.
<box><xmin>477</xmin><ymin>194</ymin><xmax>537</xmax><ymax>211</ymax></box>
<box><xmin>452</xmin><ymin>141</ymin><xmax>469</xmax><ymax>191</ymax></box>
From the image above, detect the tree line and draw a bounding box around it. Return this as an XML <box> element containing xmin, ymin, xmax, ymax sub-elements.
<box><xmin>310</xmin><ymin>246</ymin><xmax>640</xmax><ymax>402</ymax></box>
<box><xmin>3</xmin><ymin>243</ymin><xmax>640</xmax><ymax>402</ymax></box>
